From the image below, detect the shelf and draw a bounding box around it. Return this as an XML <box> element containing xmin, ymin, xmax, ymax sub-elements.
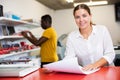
<box><xmin>0</xmin><ymin>17</ymin><xmax>40</xmax><ymax>77</ymax></box>
<box><xmin>0</xmin><ymin>58</ymin><xmax>40</xmax><ymax>77</ymax></box>
<box><xmin>0</xmin><ymin>35</ymin><xmax>24</xmax><ymax>41</ymax></box>
<box><xmin>0</xmin><ymin>17</ymin><xmax>40</xmax><ymax>27</ymax></box>
<box><xmin>0</xmin><ymin>66</ymin><xmax>39</xmax><ymax>77</ymax></box>
<box><xmin>0</xmin><ymin>58</ymin><xmax>40</xmax><ymax>67</ymax></box>
<box><xmin>0</xmin><ymin>35</ymin><xmax>40</xmax><ymax>41</ymax></box>
<box><xmin>0</xmin><ymin>64</ymin><xmax>33</xmax><ymax>68</ymax></box>
<box><xmin>0</xmin><ymin>48</ymin><xmax>40</xmax><ymax>59</ymax></box>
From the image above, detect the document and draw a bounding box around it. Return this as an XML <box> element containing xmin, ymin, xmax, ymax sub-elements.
<box><xmin>43</xmin><ymin>57</ymin><xmax>100</xmax><ymax>74</ymax></box>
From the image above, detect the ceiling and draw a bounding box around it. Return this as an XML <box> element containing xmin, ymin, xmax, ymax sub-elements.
<box><xmin>36</xmin><ymin>0</ymin><xmax>120</xmax><ymax>10</ymax></box>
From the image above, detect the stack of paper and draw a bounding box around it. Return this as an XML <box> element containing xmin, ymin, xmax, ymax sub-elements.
<box><xmin>43</xmin><ymin>57</ymin><xmax>100</xmax><ymax>74</ymax></box>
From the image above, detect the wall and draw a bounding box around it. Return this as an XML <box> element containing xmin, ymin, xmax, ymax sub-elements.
<box><xmin>53</xmin><ymin>5</ymin><xmax>120</xmax><ymax>45</ymax></box>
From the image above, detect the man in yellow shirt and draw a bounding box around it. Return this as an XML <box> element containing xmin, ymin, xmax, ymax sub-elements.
<box><xmin>21</xmin><ymin>14</ymin><xmax>59</xmax><ymax>68</ymax></box>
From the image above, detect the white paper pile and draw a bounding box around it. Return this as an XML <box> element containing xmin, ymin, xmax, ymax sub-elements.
<box><xmin>43</xmin><ymin>57</ymin><xmax>100</xmax><ymax>74</ymax></box>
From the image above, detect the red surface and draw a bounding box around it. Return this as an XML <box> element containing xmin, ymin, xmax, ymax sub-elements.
<box><xmin>0</xmin><ymin>66</ymin><xmax>120</xmax><ymax>80</ymax></box>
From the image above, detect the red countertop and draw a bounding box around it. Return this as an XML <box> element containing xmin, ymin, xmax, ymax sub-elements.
<box><xmin>0</xmin><ymin>66</ymin><xmax>120</xmax><ymax>80</ymax></box>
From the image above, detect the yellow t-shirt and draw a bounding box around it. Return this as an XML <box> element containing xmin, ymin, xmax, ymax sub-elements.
<box><xmin>40</xmin><ymin>27</ymin><xmax>58</xmax><ymax>62</ymax></box>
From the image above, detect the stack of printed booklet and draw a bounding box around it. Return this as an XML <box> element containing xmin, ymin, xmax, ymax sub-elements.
<box><xmin>43</xmin><ymin>57</ymin><xmax>100</xmax><ymax>74</ymax></box>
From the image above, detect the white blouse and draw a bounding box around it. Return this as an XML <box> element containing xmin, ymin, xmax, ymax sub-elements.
<box><xmin>64</xmin><ymin>25</ymin><xmax>115</xmax><ymax>66</ymax></box>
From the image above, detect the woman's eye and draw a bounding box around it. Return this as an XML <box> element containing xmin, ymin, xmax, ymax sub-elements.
<box><xmin>82</xmin><ymin>14</ymin><xmax>87</xmax><ymax>18</ymax></box>
<box><xmin>75</xmin><ymin>16</ymin><xmax>80</xmax><ymax>19</ymax></box>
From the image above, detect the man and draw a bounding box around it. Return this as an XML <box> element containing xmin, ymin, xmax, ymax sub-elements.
<box><xmin>21</xmin><ymin>14</ymin><xmax>59</xmax><ymax>68</ymax></box>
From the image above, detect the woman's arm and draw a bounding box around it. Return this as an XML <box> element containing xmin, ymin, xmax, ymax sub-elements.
<box><xmin>82</xmin><ymin>58</ymin><xmax>108</xmax><ymax>71</ymax></box>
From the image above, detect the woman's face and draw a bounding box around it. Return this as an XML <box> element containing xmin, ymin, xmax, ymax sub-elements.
<box><xmin>74</xmin><ymin>9</ymin><xmax>91</xmax><ymax>30</ymax></box>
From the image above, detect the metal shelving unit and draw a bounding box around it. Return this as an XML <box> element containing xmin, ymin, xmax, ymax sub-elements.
<box><xmin>0</xmin><ymin>17</ymin><xmax>40</xmax><ymax>77</ymax></box>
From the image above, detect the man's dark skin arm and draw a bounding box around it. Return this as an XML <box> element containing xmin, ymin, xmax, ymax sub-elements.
<box><xmin>21</xmin><ymin>31</ymin><xmax>48</xmax><ymax>46</ymax></box>
<box><xmin>36</xmin><ymin>37</ymin><xmax>48</xmax><ymax>46</ymax></box>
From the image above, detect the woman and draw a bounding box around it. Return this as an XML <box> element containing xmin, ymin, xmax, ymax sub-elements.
<box><xmin>64</xmin><ymin>4</ymin><xmax>115</xmax><ymax>71</ymax></box>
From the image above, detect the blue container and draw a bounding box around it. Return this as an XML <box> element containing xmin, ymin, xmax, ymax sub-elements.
<box><xmin>12</xmin><ymin>14</ymin><xmax>21</xmax><ymax>20</ymax></box>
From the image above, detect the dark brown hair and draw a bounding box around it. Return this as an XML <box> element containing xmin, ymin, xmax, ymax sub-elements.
<box><xmin>73</xmin><ymin>4</ymin><xmax>95</xmax><ymax>25</ymax></box>
<box><xmin>73</xmin><ymin>4</ymin><xmax>91</xmax><ymax>16</ymax></box>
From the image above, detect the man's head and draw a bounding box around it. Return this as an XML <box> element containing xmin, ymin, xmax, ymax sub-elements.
<box><xmin>41</xmin><ymin>14</ymin><xmax>52</xmax><ymax>29</ymax></box>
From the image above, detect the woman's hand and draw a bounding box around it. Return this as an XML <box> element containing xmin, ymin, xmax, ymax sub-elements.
<box><xmin>82</xmin><ymin>63</ymin><xmax>99</xmax><ymax>71</ymax></box>
<box><xmin>42</xmin><ymin>68</ymin><xmax>53</xmax><ymax>73</ymax></box>
<box><xmin>82</xmin><ymin>58</ymin><xmax>108</xmax><ymax>71</ymax></box>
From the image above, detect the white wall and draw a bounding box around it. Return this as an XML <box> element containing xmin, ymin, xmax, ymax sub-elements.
<box><xmin>53</xmin><ymin>5</ymin><xmax>120</xmax><ymax>45</ymax></box>
<box><xmin>0</xmin><ymin>0</ymin><xmax>54</xmax><ymax>19</ymax></box>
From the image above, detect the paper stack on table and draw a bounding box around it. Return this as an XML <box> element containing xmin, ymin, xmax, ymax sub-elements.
<box><xmin>43</xmin><ymin>57</ymin><xmax>100</xmax><ymax>74</ymax></box>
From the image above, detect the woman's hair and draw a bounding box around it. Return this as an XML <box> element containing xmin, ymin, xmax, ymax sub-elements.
<box><xmin>73</xmin><ymin>4</ymin><xmax>91</xmax><ymax>16</ymax></box>
<box><xmin>73</xmin><ymin>4</ymin><xmax>94</xmax><ymax>25</ymax></box>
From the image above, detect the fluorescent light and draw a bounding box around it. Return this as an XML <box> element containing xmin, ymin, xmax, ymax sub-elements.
<box><xmin>74</xmin><ymin>1</ymin><xmax>108</xmax><ymax>7</ymax></box>
<box><xmin>66</xmin><ymin>0</ymin><xmax>74</xmax><ymax>3</ymax></box>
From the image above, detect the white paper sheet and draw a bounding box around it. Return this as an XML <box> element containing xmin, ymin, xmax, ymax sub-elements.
<box><xmin>43</xmin><ymin>57</ymin><xmax>100</xmax><ymax>74</ymax></box>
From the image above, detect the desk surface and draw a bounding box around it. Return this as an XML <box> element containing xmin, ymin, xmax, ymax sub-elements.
<box><xmin>0</xmin><ymin>66</ymin><xmax>120</xmax><ymax>80</ymax></box>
